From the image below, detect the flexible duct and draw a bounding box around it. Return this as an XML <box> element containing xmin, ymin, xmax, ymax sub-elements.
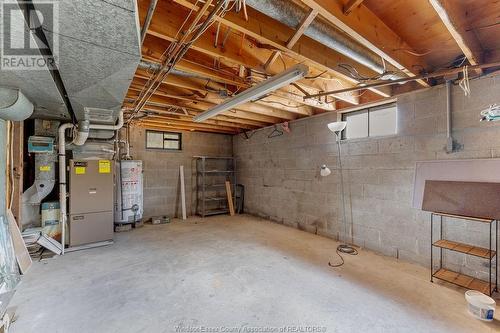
<box><xmin>20</xmin><ymin>153</ymin><xmax>56</xmax><ymax>227</ymax></box>
<box><xmin>245</xmin><ymin>0</ymin><xmax>403</xmax><ymax>79</ymax></box>
<box><xmin>0</xmin><ymin>88</ymin><xmax>34</xmax><ymax>121</ymax></box>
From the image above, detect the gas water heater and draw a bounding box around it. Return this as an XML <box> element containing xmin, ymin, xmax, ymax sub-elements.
<box><xmin>114</xmin><ymin>160</ymin><xmax>143</xmax><ymax>224</ymax></box>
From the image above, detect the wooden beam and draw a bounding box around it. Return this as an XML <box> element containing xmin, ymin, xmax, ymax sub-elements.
<box><xmin>140</xmin><ymin>0</ymin><xmax>159</xmax><ymax>44</ymax></box>
<box><xmin>125</xmin><ymin>100</ymin><xmax>269</xmax><ymax>128</ymax></box>
<box><xmin>136</xmin><ymin>122</ymin><xmax>237</xmax><ymax>134</ymax></box>
<box><xmin>429</xmin><ymin>0</ymin><xmax>483</xmax><ymax>68</ymax></box>
<box><xmin>264</xmin><ymin>8</ymin><xmax>318</xmax><ymax>71</ymax></box>
<box><xmin>343</xmin><ymin>0</ymin><xmax>365</xmax><ymax>15</ymax></box>
<box><xmin>171</xmin><ymin>0</ymin><xmax>391</xmax><ymax>99</ymax></box>
<box><xmin>298</xmin><ymin>0</ymin><xmax>430</xmax><ymax>86</ymax></box>
<box><xmin>135</xmin><ymin>68</ymin><xmax>209</xmax><ymax>94</ymax></box>
<box><xmin>225</xmin><ymin>181</ymin><xmax>235</xmax><ymax>216</ymax></box>
<box><xmin>140</xmin><ymin>118</ymin><xmax>241</xmax><ymax>132</ymax></box>
<box><xmin>124</xmin><ymin>96</ymin><xmax>284</xmax><ymax>124</ymax></box>
<box><xmin>11</xmin><ymin>121</ymin><xmax>23</xmax><ymax>225</ymax></box>
<box><xmin>143</xmin><ymin>114</ymin><xmax>258</xmax><ymax>130</ymax></box>
<box><xmin>142</xmin><ymin>36</ymin><xmax>343</xmax><ymax>109</ymax></box>
<box><xmin>127</xmin><ymin>85</ymin><xmax>301</xmax><ymax>121</ymax></box>
<box><xmin>144</xmin><ymin>6</ymin><xmax>365</xmax><ymax>104</ymax></box>
<box><xmin>265</xmin><ymin>51</ymin><xmax>281</xmax><ymax>71</ymax></box>
<box><xmin>286</xmin><ymin>8</ymin><xmax>318</xmax><ymax>49</ymax></box>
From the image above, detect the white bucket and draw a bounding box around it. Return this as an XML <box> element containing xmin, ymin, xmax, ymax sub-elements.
<box><xmin>465</xmin><ymin>290</ymin><xmax>496</xmax><ymax>321</ymax></box>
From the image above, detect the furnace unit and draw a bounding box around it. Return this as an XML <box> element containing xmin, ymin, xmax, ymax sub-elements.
<box><xmin>68</xmin><ymin>160</ymin><xmax>114</xmax><ymax>247</ymax></box>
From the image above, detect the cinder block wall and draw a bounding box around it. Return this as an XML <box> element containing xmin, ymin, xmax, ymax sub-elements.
<box><xmin>234</xmin><ymin>73</ymin><xmax>500</xmax><ymax>280</ymax></box>
<box><xmin>128</xmin><ymin>127</ymin><xmax>232</xmax><ymax>219</ymax></box>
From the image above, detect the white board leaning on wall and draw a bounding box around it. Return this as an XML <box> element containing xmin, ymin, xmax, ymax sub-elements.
<box><xmin>413</xmin><ymin>158</ymin><xmax>500</xmax><ymax>209</ymax></box>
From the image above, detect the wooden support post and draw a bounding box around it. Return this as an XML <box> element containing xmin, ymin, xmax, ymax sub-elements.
<box><xmin>225</xmin><ymin>181</ymin><xmax>235</xmax><ymax>216</ymax></box>
<box><xmin>180</xmin><ymin>165</ymin><xmax>187</xmax><ymax>220</ymax></box>
<box><xmin>11</xmin><ymin>121</ymin><xmax>23</xmax><ymax>225</ymax></box>
<box><xmin>7</xmin><ymin>210</ymin><xmax>32</xmax><ymax>274</ymax></box>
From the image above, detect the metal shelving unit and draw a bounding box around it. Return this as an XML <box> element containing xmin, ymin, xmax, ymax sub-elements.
<box><xmin>194</xmin><ymin>156</ymin><xmax>236</xmax><ymax>217</ymax></box>
<box><xmin>430</xmin><ymin>212</ymin><xmax>498</xmax><ymax>296</ymax></box>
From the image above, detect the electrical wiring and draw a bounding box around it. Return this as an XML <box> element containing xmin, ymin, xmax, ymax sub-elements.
<box><xmin>337</xmin><ymin>63</ymin><xmax>402</xmax><ymax>82</ymax></box>
<box><xmin>278</xmin><ymin>52</ymin><xmax>287</xmax><ymax>71</ymax></box>
<box><xmin>392</xmin><ymin>48</ymin><xmax>433</xmax><ymax>57</ymax></box>
<box><xmin>257</xmin><ymin>99</ymin><xmax>309</xmax><ymax>109</ymax></box>
<box><xmin>459</xmin><ymin>65</ymin><xmax>471</xmax><ymax>97</ymax></box>
<box><xmin>304</xmin><ymin>70</ymin><xmax>327</xmax><ymax>79</ymax></box>
<box><xmin>328</xmin><ymin>245</ymin><xmax>358</xmax><ymax>268</ymax></box>
<box><xmin>214</xmin><ymin>20</ymin><xmax>222</xmax><ymax>47</ymax></box>
<box><xmin>130</xmin><ymin>0</ymin><xmax>237</xmax><ymax>122</ymax></box>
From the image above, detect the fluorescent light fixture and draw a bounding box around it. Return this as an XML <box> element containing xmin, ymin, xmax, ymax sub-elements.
<box><xmin>194</xmin><ymin>64</ymin><xmax>309</xmax><ymax>123</ymax></box>
<box><xmin>320</xmin><ymin>165</ymin><xmax>331</xmax><ymax>177</ymax></box>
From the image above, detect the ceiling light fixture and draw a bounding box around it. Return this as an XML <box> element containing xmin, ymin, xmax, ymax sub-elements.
<box><xmin>193</xmin><ymin>64</ymin><xmax>309</xmax><ymax>123</ymax></box>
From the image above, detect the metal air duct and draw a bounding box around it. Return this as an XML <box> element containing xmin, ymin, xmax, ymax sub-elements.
<box><xmin>0</xmin><ymin>88</ymin><xmax>34</xmax><ymax>121</ymax></box>
<box><xmin>245</xmin><ymin>0</ymin><xmax>403</xmax><ymax>78</ymax></box>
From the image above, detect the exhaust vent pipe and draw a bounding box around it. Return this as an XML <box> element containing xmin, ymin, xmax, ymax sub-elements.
<box><xmin>72</xmin><ymin>120</ymin><xmax>90</xmax><ymax>146</ymax></box>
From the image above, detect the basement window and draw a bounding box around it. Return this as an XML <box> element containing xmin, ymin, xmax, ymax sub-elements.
<box><xmin>342</xmin><ymin>103</ymin><xmax>397</xmax><ymax>139</ymax></box>
<box><xmin>146</xmin><ymin>130</ymin><xmax>182</xmax><ymax>151</ymax></box>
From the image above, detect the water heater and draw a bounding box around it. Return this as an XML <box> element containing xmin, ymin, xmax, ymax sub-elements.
<box><xmin>115</xmin><ymin>160</ymin><xmax>143</xmax><ymax>224</ymax></box>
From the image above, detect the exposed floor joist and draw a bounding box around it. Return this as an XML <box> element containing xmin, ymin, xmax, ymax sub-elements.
<box><xmin>343</xmin><ymin>0</ymin><xmax>365</xmax><ymax>15</ymax></box>
<box><xmin>297</xmin><ymin>0</ymin><xmax>430</xmax><ymax>86</ymax></box>
<box><xmin>171</xmin><ymin>0</ymin><xmax>392</xmax><ymax>99</ymax></box>
<box><xmin>126</xmin><ymin>0</ymin><xmax>498</xmax><ymax>134</ymax></box>
<box><xmin>429</xmin><ymin>0</ymin><xmax>483</xmax><ymax>70</ymax></box>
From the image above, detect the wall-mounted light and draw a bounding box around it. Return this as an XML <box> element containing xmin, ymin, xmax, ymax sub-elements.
<box><xmin>320</xmin><ymin>165</ymin><xmax>331</xmax><ymax>177</ymax></box>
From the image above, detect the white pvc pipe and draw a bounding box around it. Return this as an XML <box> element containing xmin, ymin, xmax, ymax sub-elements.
<box><xmin>58</xmin><ymin>123</ymin><xmax>74</xmax><ymax>255</ymax></box>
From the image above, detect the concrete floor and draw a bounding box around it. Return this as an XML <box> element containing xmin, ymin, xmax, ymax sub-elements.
<box><xmin>10</xmin><ymin>215</ymin><xmax>500</xmax><ymax>333</ymax></box>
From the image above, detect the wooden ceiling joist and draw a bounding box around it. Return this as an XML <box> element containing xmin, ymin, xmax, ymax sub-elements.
<box><xmin>145</xmin><ymin>14</ymin><xmax>361</xmax><ymax>105</ymax></box>
<box><xmin>137</xmin><ymin>122</ymin><xmax>238</xmax><ymax>134</ymax></box>
<box><xmin>125</xmin><ymin>94</ymin><xmax>285</xmax><ymax>124</ymax></box>
<box><xmin>343</xmin><ymin>0</ymin><xmax>365</xmax><ymax>16</ymax></box>
<box><xmin>128</xmin><ymin>85</ymin><xmax>302</xmax><ymax>121</ymax></box>
<box><xmin>130</xmin><ymin>77</ymin><xmax>311</xmax><ymax>118</ymax></box>
<box><xmin>127</xmin><ymin>0</ymin><xmax>496</xmax><ymax>134</ymax></box>
<box><xmin>142</xmin><ymin>36</ymin><xmax>346</xmax><ymax>108</ymax></box>
<box><xmin>429</xmin><ymin>0</ymin><xmax>483</xmax><ymax>69</ymax></box>
<box><xmin>265</xmin><ymin>8</ymin><xmax>318</xmax><ymax>71</ymax></box>
<box><xmin>135</xmin><ymin>69</ymin><xmax>209</xmax><ymax>94</ymax></box>
<box><xmin>127</xmin><ymin>101</ymin><xmax>270</xmax><ymax>128</ymax></box>
<box><xmin>297</xmin><ymin>0</ymin><xmax>430</xmax><ymax>86</ymax></box>
<box><xmin>144</xmin><ymin>115</ymin><xmax>258</xmax><ymax>130</ymax></box>
<box><xmin>140</xmin><ymin>118</ymin><xmax>246</xmax><ymax>132</ymax></box>
<box><xmin>171</xmin><ymin>0</ymin><xmax>392</xmax><ymax>99</ymax></box>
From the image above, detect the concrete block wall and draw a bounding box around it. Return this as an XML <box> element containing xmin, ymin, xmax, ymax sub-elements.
<box><xmin>234</xmin><ymin>73</ymin><xmax>500</xmax><ymax>281</ymax></box>
<box><xmin>128</xmin><ymin>127</ymin><xmax>232</xmax><ymax>219</ymax></box>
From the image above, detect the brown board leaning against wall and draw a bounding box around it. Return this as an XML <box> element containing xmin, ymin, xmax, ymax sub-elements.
<box><xmin>422</xmin><ymin>180</ymin><xmax>500</xmax><ymax>220</ymax></box>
